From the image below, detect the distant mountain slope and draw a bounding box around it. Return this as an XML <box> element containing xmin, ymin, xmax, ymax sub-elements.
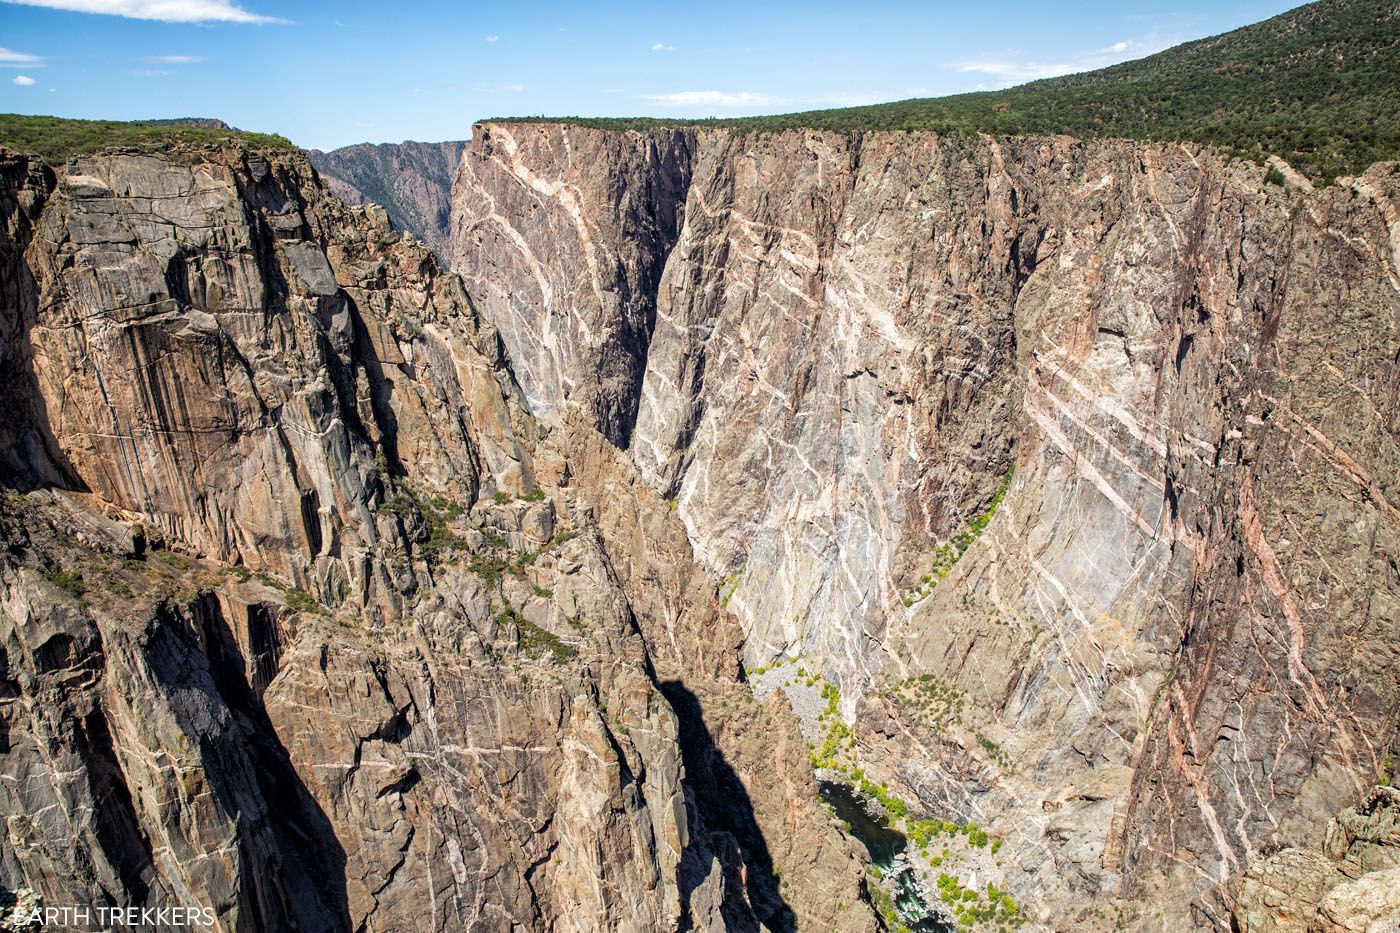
<box><xmin>307</xmin><ymin>140</ymin><xmax>466</xmax><ymax>257</ymax></box>
<box><xmin>497</xmin><ymin>0</ymin><xmax>1400</xmax><ymax>180</ymax></box>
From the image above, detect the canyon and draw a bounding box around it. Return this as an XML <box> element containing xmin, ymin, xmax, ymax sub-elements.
<box><xmin>0</xmin><ymin>39</ymin><xmax>1398</xmax><ymax>933</ymax></box>
<box><xmin>447</xmin><ymin>122</ymin><xmax>1400</xmax><ymax>928</ymax></box>
<box><xmin>0</xmin><ymin>144</ymin><xmax>872</xmax><ymax>932</ymax></box>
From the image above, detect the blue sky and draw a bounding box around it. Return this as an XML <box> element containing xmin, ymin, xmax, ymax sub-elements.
<box><xmin>2</xmin><ymin>0</ymin><xmax>1301</xmax><ymax>151</ymax></box>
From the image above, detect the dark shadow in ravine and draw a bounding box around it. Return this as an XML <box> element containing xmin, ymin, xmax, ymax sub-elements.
<box><xmin>662</xmin><ymin>679</ymin><xmax>796</xmax><ymax>933</ymax></box>
<box><xmin>143</xmin><ymin>594</ymin><xmax>351</xmax><ymax>931</ymax></box>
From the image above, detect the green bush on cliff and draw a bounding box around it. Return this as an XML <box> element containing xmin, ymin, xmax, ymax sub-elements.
<box><xmin>45</xmin><ymin>567</ymin><xmax>86</xmax><ymax>597</ymax></box>
<box><xmin>905</xmin><ymin>467</ymin><xmax>1014</xmax><ymax>604</ymax></box>
<box><xmin>283</xmin><ymin>588</ymin><xmax>319</xmax><ymax>614</ymax></box>
<box><xmin>503</xmin><ymin>604</ymin><xmax>577</xmax><ymax>664</ymax></box>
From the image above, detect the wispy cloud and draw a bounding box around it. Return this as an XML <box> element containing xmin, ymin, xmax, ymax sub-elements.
<box><xmin>0</xmin><ymin>47</ymin><xmax>45</xmax><ymax>68</ymax></box>
<box><xmin>650</xmin><ymin>43</ymin><xmax>676</xmax><ymax>52</ymax></box>
<box><xmin>144</xmin><ymin>54</ymin><xmax>204</xmax><ymax>63</ymax></box>
<box><xmin>1098</xmin><ymin>39</ymin><xmax>1151</xmax><ymax>55</ymax></box>
<box><xmin>955</xmin><ymin>38</ymin><xmax>1166</xmax><ymax>87</ymax></box>
<box><xmin>639</xmin><ymin>88</ymin><xmax>928</xmax><ymax>112</ymax></box>
<box><xmin>0</xmin><ymin>0</ymin><xmax>288</xmax><ymax>24</ymax></box>
<box><xmin>12</xmin><ymin>75</ymin><xmax>36</xmax><ymax>86</ymax></box>
<box><xmin>641</xmin><ymin>90</ymin><xmax>785</xmax><ymax>108</ymax></box>
<box><xmin>955</xmin><ymin>60</ymin><xmax>1086</xmax><ymax>83</ymax></box>
<box><xmin>476</xmin><ymin>82</ymin><xmax>525</xmax><ymax>93</ymax></box>
<box><xmin>134</xmin><ymin>68</ymin><xmax>169</xmax><ymax>77</ymax></box>
<box><xmin>484</xmin><ymin>34</ymin><xmax>499</xmax><ymax>43</ymax></box>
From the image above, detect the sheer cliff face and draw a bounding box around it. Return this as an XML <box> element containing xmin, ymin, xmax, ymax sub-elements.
<box><xmin>451</xmin><ymin>123</ymin><xmax>1400</xmax><ymax>923</ymax></box>
<box><xmin>0</xmin><ymin>146</ymin><xmax>875</xmax><ymax>933</ymax></box>
<box><xmin>451</xmin><ymin>126</ymin><xmax>692</xmax><ymax>444</ymax></box>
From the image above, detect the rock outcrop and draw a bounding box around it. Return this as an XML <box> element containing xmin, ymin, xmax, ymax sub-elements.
<box><xmin>309</xmin><ymin>140</ymin><xmax>468</xmax><ymax>259</ymax></box>
<box><xmin>450</xmin><ymin>122</ymin><xmax>1400</xmax><ymax>927</ymax></box>
<box><xmin>0</xmin><ymin>142</ymin><xmax>875</xmax><ymax>932</ymax></box>
<box><xmin>1234</xmin><ymin>785</ymin><xmax>1400</xmax><ymax>931</ymax></box>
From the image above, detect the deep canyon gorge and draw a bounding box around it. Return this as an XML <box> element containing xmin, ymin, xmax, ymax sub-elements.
<box><xmin>2</xmin><ymin>3</ymin><xmax>1400</xmax><ymax>930</ymax></box>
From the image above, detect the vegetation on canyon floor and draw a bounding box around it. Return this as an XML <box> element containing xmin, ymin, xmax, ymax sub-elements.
<box><xmin>746</xmin><ymin>467</ymin><xmax>1028</xmax><ymax>928</ymax></box>
<box><xmin>751</xmin><ymin>656</ymin><xmax>1023</xmax><ymax>930</ymax></box>
<box><xmin>497</xmin><ymin>0</ymin><xmax>1399</xmax><ymax>181</ymax></box>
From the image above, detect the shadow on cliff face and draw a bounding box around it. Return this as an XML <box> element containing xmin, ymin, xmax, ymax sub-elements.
<box><xmin>0</xmin><ymin>200</ymin><xmax>89</xmax><ymax>492</ymax></box>
<box><xmin>661</xmin><ymin>680</ymin><xmax>795</xmax><ymax>933</ymax></box>
<box><xmin>145</xmin><ymin>595</ymin><xmax>350</xmax><ymax>931</ymax></box>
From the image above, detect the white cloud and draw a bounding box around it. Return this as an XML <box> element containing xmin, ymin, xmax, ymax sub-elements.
<box><xmin>637</xmin><ymin>89</ymin><xmax>924</xmax><ymax>113</ymax></box>
<box><xmin>135</xmin><ymin>68</ymin><xmax>169</xmax><ymax>77</ymax></box>
<box><xmin>475</xmin><ymin>82</ymin><xmax>524</xmax><ymax>93</ymax></box>
<box><xmin>144</xmin><ymin>54</ymin><xmax>204</xmax><ymax>63</ymax></box>
<box><xmin>0</xmin><ymin>0</ymin><xmax>287</xmax><ymax>24</ymax></box>
<box><xmin>650</xmin><ymin>43</ymin><xmax>676</xmax><ymax>52</ymax></box>
<box><xmin>955</xmin><ymin>38</ymin><xmax>1166</xmax><ymax>87</ymax></box>
<box><xmin>0</xmin><ymin>48</ymin><xmax>45</xmax><ymax>69</ymax></box>
<box><xmin>12</xmin><ymin>75</ymin><xmax>36</xmax><ymax>86</ymax></box>
<box><xmin>641</xmin><ymin>90</ymin><xmax>785</xmax><ymax>108</ymax></box>
<box><xmin>484</xmin><ymin>34</ymin><xmax>499</xmax><ymax>43</ymax></box>
<box><xmin>1098</xmin><ymin>39</ymin><xmax>1150</xmax><ymax>55</ymax></box>
<box><xmin>956</xmin><ymin>60</ymin><xmax>1084</xmax><ymax>83</ymax></box>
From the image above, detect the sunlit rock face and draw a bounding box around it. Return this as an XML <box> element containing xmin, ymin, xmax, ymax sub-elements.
<box><xmin>0</xmin><ymin>144</ymin><xmax>876</xmax><ymax>933</ymax></box>
<box><xmin>453</xmin><ymin>122</ymin><xmax>1400</xmax><ymax>926</ymax></box>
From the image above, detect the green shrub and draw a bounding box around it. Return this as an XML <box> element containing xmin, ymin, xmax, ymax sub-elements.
<box><xmin>283</xmin><ymin>588</ymin><xmax>319</xmax><ymax>614</ymax></box>
<box><xmin>467</xmin><ymin>553</ymin><xmax>507</xmax><ymax>583</ymax></box>
<box><xmin>511</xmin><ymin>612</ymin><xmax>578</xmax><ymax>663</ymax></box>
<box><xmin>46</xmin><ymin>568</ymin><xmax>86</xmax><ymax>597</ymax></box>
<box><xmin>377</xmin><ymin>494</ymin><xmax>417</xmax><ymax>516</ymax></box>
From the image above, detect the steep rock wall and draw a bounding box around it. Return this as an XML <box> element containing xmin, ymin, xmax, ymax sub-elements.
<box><xmin>452</xmin><ymin>125</ymin><xmax>692</xmax><ymax>444</ymax></box>
<box><xmin>450</xmin><ymin>123</ymin><xmax>1400</xmax><ymax>926</ymax></box>
<box><xmin>0</xmin><ymin>144</ymin><xmax>876</xmax><ymax>932</ymax></box>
